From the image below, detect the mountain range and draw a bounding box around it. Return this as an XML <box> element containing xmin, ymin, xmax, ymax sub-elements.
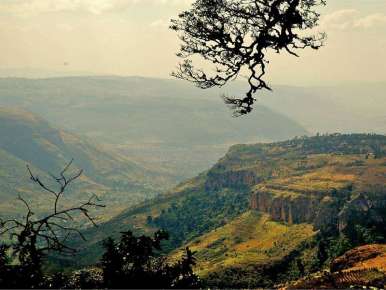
<box><xmin>2</xmin><ymin>76</ymin><xmax>384</xmax><ymax>180</ymax></box>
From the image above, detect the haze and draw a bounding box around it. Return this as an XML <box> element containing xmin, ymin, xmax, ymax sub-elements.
<box><xmin>1</xmin><ymin>0</ymin><xmax>386</xmax><ymax>85</ymax></box>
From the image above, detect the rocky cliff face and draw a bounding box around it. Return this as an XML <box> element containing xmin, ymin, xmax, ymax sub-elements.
<box><xmin>249</xmin><ymin>191</ymin><xmax>329</xmax><ymax>225</ymax></box>
<box><xmin>249</xmin><ymin>183</ymin><xmax>386</xmax><ymax>234</ymax></box>
<box><xmin>205</xmin><ymin>169</ymin><xmax>261</xmax><ymax>191</ymax></box>
<box><xmin>206</xmin><ymin>134</ymin><xmax>386</xmax><ymax>229</ymax></box>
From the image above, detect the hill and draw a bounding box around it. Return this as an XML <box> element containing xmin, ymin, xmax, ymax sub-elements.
<box><xmin>67</xmin><ymin>134</ymin><xmax>386</xmax><ymax>287</ymax></box>
<box><xmin>0</xmin><ymin>107</ymin><xmax>176</xmax><ymax>220</ymax></box>
<box><xmin>0</xmin><ymin>76</ymin><xmax>309</xmax><ymax>179</ymax></box>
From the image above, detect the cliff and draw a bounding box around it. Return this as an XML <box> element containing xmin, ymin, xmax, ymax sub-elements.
<box><xmin>248</xmin><ymin>156</ymin><xmax>386</xmax><ymax>228</ymax></box>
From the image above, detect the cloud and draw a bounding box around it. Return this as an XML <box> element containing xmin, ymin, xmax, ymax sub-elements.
<box><xmin>321</xmin><ymin>9</ymin><xmax>386</xmax><ymax>31</ymax></box>
<box><xmin>354</xmin><ymin>13</ymin><xmax>386</xmax><ymax>29</ymax></box>
<box><xmin>320</xmin><ymin>9</ymin><xmax>359</xmax><ymax>30</ymax></box>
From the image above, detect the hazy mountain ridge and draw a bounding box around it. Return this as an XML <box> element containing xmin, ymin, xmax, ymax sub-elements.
<box><xmin>0</xmin><ymin>76</ymin><xmax>309</xmax><ymax>179</ymax></box>
<box><xmin>0</xmin><ymin>107</ymin><xmax>176</xmax><ymax>219</ymax></box>
<box><xmin>258</xmin><ymin>83</ymin><xmax>386</xmax><ymax>134</ymax></box>
<box><xmin>0</xmin><ymin>76</ymin><xmax>383</xmax><ymax>180</ymax></box>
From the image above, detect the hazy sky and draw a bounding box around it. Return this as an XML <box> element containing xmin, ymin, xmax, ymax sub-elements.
<box><xmin>0</xmin><ymin>0</ymin><xmax>386</xmax><ymax>85</ymax></box>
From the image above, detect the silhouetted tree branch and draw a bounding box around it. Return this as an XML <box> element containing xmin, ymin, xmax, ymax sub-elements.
<box><xmin>0</xmin><ymin>160</ymin><xmax>105</xmax><ymax>272</ymax></box>
<box><xmin>171</xmin><ymin>0</ymin><xmax>326</xmax><ymax>116</ymax></box>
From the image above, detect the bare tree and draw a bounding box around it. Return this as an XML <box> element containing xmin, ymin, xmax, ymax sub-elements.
<box><xmin>171</xmin><ymin>0</ymin><xmax>326</xmax><ymax>116</ymax></box>
<box><xmin>0</xmin><ymin>159</ymin><xmax>105</xmax><ymax>268</ymax></box>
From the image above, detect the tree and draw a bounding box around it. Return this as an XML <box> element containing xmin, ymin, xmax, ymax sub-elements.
<box><xmin>0</xmin><ymin>160</ymin><xmax>104</xmax><ymax>288</ymax></box>
<box><xmin>171</xmin><ymin>0</ymin><xmax>326</xmax><ymax>116</ymax></box>
<box><xmin>100</xmin><ymin>230</ymin><xmax>200</xmax><ymax>289</ymax></box>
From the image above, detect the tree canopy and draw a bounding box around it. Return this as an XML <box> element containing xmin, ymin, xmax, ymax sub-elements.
<box><xmin>171</xmin><ymin>0</ymin><xmax>326</xmax><ymax>116</ymax></box>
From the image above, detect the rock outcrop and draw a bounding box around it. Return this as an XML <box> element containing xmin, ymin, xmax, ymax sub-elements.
<box><xmin>205</xmin><ymin>169</ymin><xmax>261</xmax><ymax>191</ymax></box>
<box><xmin>249</xmin><ymin>191</ymin><xmax>324</xmax><ymax>225</ymax></box>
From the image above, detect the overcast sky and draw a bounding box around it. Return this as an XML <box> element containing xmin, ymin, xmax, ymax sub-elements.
<box><xmin>0</xmin><ymin>0</ymin><xmax>385</xmax><ymax>85</ymax></box>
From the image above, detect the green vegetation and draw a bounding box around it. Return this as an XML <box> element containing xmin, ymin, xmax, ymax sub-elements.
<box><xmin>0</xmin><ymin>229</ymin><xmax>200</xmax><ymax>289</ymax></box>
<box><xmin>170</xmin><ymin>211</ymin><xmax>315</xmax><ymax>276</ymax></box>
<box><xmin>1</xmin><ymin>131</ymin><xmax>385</xmax><ymax>288</ymax></box>
<box><xmin>66</xmin><ymin>133</ymin><xmax>385</xmax><ymax>287</ymax></box>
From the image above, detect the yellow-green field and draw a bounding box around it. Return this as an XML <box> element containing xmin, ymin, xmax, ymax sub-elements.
<box><xmin>171</xmin><ymin>211</ymin><xmax>315</xmax><ymax>276</ymax></box>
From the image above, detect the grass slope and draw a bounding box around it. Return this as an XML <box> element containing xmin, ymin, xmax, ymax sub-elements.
<box><xmin>170</xmin><ymin>211</ymin><xmax>315</xmax><ymax>277</ymax></box>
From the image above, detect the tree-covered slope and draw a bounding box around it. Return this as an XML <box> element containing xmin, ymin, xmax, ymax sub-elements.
<box><xmin>69</xmin><ymin>134</ymin><xmax>386</xmax><ymax>281</ymax></box>
<box><xmin>0</xmin><ymin>107</ymin><xmax>176</xmax><ymax>219</ymax></box>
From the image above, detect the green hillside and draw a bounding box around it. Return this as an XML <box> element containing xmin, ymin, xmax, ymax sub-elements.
<box><xmin>169</xmin><ymin>211</ymin><xmax>315</xmax><ymax>277</ymax></box>
<box><xmin>66</xmin><ymin>134</ymin><xmax>385</xmax><ymax>285</ymax></box>
<box><xmin>0</xmin><ymin>107</ymin><xmax>176</xmax><ymax>220</ymax></box>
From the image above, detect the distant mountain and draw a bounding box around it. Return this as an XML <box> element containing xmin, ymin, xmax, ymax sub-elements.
<box><xmin>258</xmin><ymin>83</ymin><xmax>386</xmax><ymax>134</ymax></box>
<box><xmin>68</xmin><ymin>134</ymin><xmax>386</xmax><ymax>287</ymax></box>
<box><xmin>0</xmin><ymin>77</ymin><xmax>384</xmax><ymax>179</ymax></box>
<box><xmin>0</xmin><ymin>107</ymin><xmax>176</xmax><ymax>219</ymax></box>
<box><xmin>0</xmin><ymin>76</ymin><xmax>308</xmax><ymax>180</ymax></box>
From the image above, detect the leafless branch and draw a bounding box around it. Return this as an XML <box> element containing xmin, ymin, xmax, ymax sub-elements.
<box><xmin>0</xmin><ymin>160</ymin><xmax>105</xmax><ymax>261</ymax></box>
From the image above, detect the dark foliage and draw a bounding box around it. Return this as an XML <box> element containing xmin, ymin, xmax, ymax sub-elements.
<box><xmin>171</xmin><ymin>0</ymin><xmax>326</xmax><ymax>115</ymax></box>
<box><xmin>150</xmin><ymin>189</ymin><xmax>249</xmax><ymax>249</ymax></box>
<box><xmin>100</xmin><ymin>230</ymin><xmax>200</xmax><ymax>289</ymax></box>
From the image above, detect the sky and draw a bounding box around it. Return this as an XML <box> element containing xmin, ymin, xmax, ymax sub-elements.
<box><xmin>0</xmin><ymin>0</ymin><xmax>385</xmax><ymax>85</ymax></box>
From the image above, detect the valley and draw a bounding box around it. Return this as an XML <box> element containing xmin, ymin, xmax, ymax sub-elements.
<box><xmin>1</xmin><ymin>77</ymin><xmax>385</xmax><ymax>181</ymax></box>
<box><xmin>0</xmin><ymin>107</ymin><xmax>175</xmax><ymax>220</ymax></box>
<box><xmin>0</xmin><ymin>77</ymin><xmax>385</xmax><ymax>288</ymax></box>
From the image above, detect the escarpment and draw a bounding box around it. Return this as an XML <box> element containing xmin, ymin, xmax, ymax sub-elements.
<box><xmin>205</xmin><ymin>169</ymin><xmax>262</xmax><ymax>190</ymax></box>
<box><xmin>249</xmin><ymin>187</ymin><xmax>349</xmax><ymax>227</ymax></box>
<box><xmin>205</xmin><ymin>134</ymin><xmax>385</xmax><ymax>228</ymax></box>
<box><xmin>249</xmin><ymin>191</ymin><xmax>321</xmax><ymax>225</ymax></box>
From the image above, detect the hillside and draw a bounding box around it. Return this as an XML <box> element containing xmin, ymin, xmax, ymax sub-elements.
<box><xmin>0</xmin><ymin>76</ymin><xmax>309</xmax><ymax>179</ymax></box>
<box><xmin>67</xmin><ymin>134</ymin><xmax>386</xmax><ymax>287</ymax></box>
<box><xmin>0</xmin><ymin>107</ymin><xmax>176</xmax><ymax>219</ymax></box>
<box><xmin>285</xmin><ymin>244</ymin><xmax>386</xmax><ymax>289</ymax></box>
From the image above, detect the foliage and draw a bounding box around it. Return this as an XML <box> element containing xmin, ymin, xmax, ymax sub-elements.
<box><xmin>150</xmin><ymin>188</ymin><xmax>249</xmax><ymax>249</ymax></box>
<box><xmin>0</xmin><ymin>230</ymin><xmax>201</xmax><ymax>289</ymax></box>
<box><xmin>100</xmin><ymin>230</ymin><xmax>200</xmax><ymax>289</ymax></box>
<box><xmin>171</xmin><ymin>0</ymin><xmax>326</xmax><ymax>115</ymax></box>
